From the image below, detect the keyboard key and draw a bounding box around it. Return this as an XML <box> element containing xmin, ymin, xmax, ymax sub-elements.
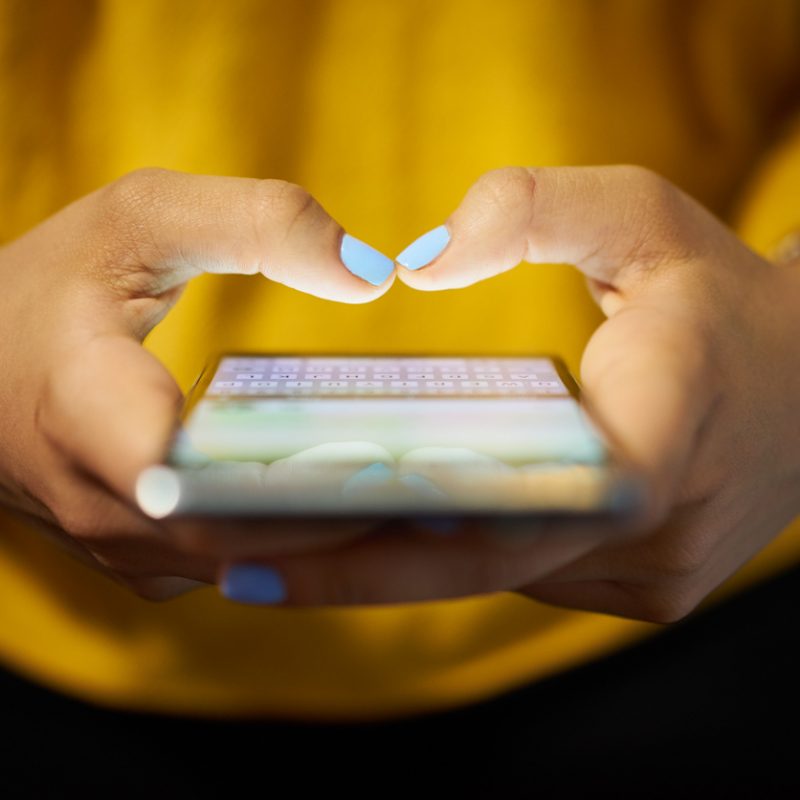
<box><xmin>212</xmin><ymin>356</ymin><xmax>570</xmax><ymax>399</ymax></box>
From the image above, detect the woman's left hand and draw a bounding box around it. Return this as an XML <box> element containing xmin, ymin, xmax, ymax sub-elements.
<box><xmin>221</xmin><ymin>166</ymin><xmax>800</xmax><ymax>622</ymax></box>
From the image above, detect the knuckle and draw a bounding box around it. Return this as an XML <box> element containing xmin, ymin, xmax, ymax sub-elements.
<box><xmin>250</xmin><ymin>179</ymin><xmax>320</xmax><ymax>230</ymax></box>
<box><xmin>247</xmin><ymin>180</ymin><xmax>328</xmax><ymax>283</ymax></box>
<box><xmin>94</xmin><ymin>168</ymin><xmax>176</xmax><ymax>269</ymax></box>
<box><xmin>101</xmin><ymin>167</ymin><xmax>173</xmax><ymax>226</ymax></box>
<box><xmin>612</xmin><ymin>165</ymin><xmax>690</xmax><ymax>266</ymax></box>
<box><xmin>658</xmin><ymin>547</ymin><xmax>707</xmax><ymax>582</ymax></box>
<box><xmin>615</xmin><ymin>163</ymin><xmax>666</xmax><ymax>191</ymax></box>
<box><xmin>473</xmin><ymin>167</ymin><xmax>537</xmax><ymax>215</ymax></box>
<box><xmin>619</xmin><ymin>532</ymin><xmax>713</xmax><ymax>623</ymax></box>
<box><xmin>638</xmin><ymin>528</ymin><xmax>713</xmax><ymax>585</ymax></box>
<box><xmin>632</xmin><ymin>584</ymin><xmax>702</xmax><ymax>624</ymax></box>
<box><xmin>615</xmin><ymin>165</ymin><xmax>677</xmax><ymax>210</ymax></box>
<box><xmin>51</xmin><ymin>501</ymin><xmax>107</xmax><ymax>542</ymax></box>
<box><xmin>48</xmin><ymin>489</ymin><xmax>132</xmax><ymax>548</ymax></box>
<box><xmin>658</xmin><ymin>532</ymin><xmax>713</xmax><ymax>582</ymax></box>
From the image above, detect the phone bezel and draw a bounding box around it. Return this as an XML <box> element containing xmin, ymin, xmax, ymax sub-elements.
<box><xmin>147</xmin><ymin>351</ymin><xmax>646</xmax><ymax>521</ymax></box>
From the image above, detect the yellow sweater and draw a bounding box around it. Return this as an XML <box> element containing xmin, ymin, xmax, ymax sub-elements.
<box><xmin>1</xmin><ymin>0</ymin><xmax>800</xmax><ymax>720</ymax></box>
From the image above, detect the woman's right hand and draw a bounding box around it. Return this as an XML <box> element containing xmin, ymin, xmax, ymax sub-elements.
<box><xmin>0</xmin><ymin>168</ymin><xmax>395</xmax><ymax>598</ymax></box>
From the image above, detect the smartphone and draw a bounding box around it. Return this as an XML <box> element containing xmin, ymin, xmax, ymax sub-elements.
<box><xmin>135</xmin><ymin>354</ymin><xmax>646</xmax><ymax>520</ymax></box>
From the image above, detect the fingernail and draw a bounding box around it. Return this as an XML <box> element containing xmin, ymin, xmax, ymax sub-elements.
<box><xmin>396</xmin><ymin>225</ymin><xmax>450</xmax><ymax>270</ymax></box>
<box><xmin>221</xmin><ymin>564</ymin><xmax>287</xmax><ymax>605</ymax></box>
<box><xmin>340</xmin><ymin>233</ymin><xmax>395</xmax><ymax>286</ymax></box>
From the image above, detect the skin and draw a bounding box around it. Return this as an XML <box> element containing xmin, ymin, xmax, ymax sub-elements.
<box><xmin>2</xmin><ymin>165</ymin><xmax>799</xmax><ymax>621</ymax></box>
<box><xmin>0</xmin><ymin>169</ymin><xmax>392</xmax><ymax>598</ymax></box>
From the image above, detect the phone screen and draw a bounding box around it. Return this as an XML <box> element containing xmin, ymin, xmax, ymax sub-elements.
<box><xmin>136</xmin><ymin>355</ymin><xmax>642</xmax><ymax>518</ymax></box>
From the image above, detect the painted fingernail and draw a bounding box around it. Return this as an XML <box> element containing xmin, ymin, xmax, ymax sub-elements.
<box><xmin>221</xmin><ymin>564</ymin><xmax>287</xmax><ymax>605</ymax></box>
<box><xmin>340</xmin><ymin>233</ymin><xmax>395</xmax><ymax>286</ymax></box>
<box><xmin>396</xmin><ymin>225</ymin><xmax>450</xmax><ymax>270</ymax></box>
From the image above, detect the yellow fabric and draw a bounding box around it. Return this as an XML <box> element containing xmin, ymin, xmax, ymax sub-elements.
<box><xmin>1</xmin><ymin>0</ymin><xmax>800</xmax><ymax>720</ymax></box>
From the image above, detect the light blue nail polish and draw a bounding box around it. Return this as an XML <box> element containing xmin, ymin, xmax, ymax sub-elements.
<box><xmin>221</xmin><ymin>564</ymin><xmax>287</xmax><ymax>605</ymax></box>
<box><xmin>396</xmin><ymin>225</ymin><xmax>450</xmax><ymax>270</ymax></box>
<box><xmin>340</xmin><ymin>233</ymin><xmax>395</xmax><ymax>286</ymax></box>
<box><xmin>342</xmin><ymin>461</ymin><xmax>394</xmax><ymax>495</ymax></box>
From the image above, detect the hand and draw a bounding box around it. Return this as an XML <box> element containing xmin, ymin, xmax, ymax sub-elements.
<box><xmin>0</xmin><ymin>168</ymin><xmax>395</xmax><ymax>599</ymax></box>
<box><xmin>228</xmin><ymin>166</ymin><xmax>800</xmax><ymax>622</ymax></box>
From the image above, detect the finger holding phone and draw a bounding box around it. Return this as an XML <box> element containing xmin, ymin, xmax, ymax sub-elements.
<box><xmin>222</xmin><ymin>166</ymin><xmax>800</xmax><ymax>621</ymax></box>
<box><xmin>0</xmin><ymin>168</ymin><xmax>396</xmax><ymax>599</ymax></box>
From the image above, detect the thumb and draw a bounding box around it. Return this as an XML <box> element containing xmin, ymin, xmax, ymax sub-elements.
<box><xmin>580</xmin><ymin>299</ymin><xmax>717</xmax><ymax>522</ymax></box>
<box><xmin>40</xmin><ymin>334</ymin><xmax>182</xmax><ymax>501</ymax></box>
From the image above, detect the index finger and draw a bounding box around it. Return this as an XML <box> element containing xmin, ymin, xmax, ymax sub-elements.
<box><xmin>396</xmin><ymin>165</ymin><xmax>728</xmax><ymax>293</ymax></box>
<box><xmin>55</xmin><ymin>168</ymin><xmax>395</xmax><ymax>319</ymax></box>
